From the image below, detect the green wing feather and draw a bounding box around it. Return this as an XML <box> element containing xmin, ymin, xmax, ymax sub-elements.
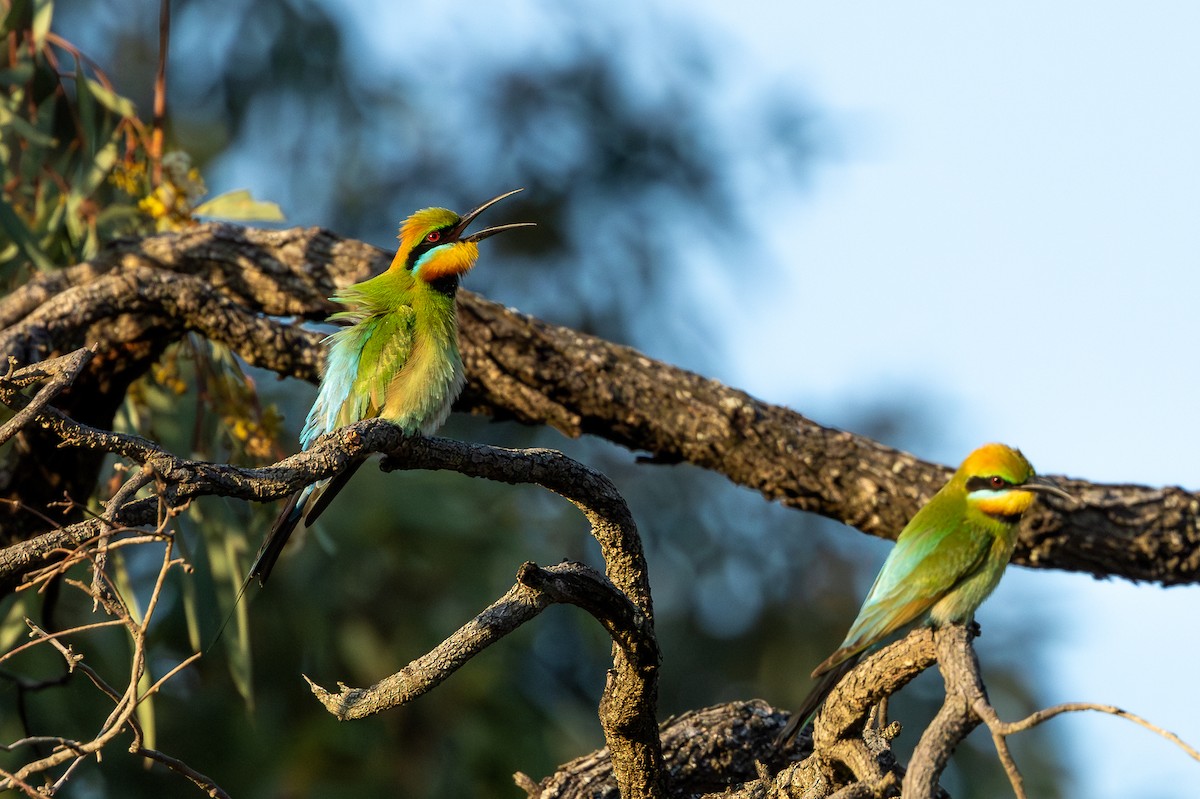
<box><xmin>338</xmin><ymin>307</ymin><xmax>417</xmax><ymax>425</ymax></box>
<box><xmin>813</xmin><ymin>495</ymin><xmax>992</xmax><ymax>675</ymax></box>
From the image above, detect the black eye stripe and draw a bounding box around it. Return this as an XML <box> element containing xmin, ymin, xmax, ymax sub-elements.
<box><xmin>405</xmin><ymin>225</ymin><xmax>455</xmax><ymax>270</ymax></box>
<box><xmin>967</xmin><ymin>475</ymin><xmax>1014</xmax><ymax>492</ymax></box>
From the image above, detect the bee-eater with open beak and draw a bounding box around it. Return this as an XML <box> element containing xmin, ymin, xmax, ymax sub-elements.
<box><xmin>777</xmin><ymin>442</ymin><xmax>1072</xmax><ymax>746</ymax></box>
<box><xmin>250</xmin><ymin>189</ymin><xmax>534</xmax><ymax>585</ymax></box>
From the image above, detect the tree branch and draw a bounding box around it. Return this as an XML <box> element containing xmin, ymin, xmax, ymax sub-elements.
<box><xmin>316</xmin><ymin>433</ymin><xmax>665</xmax><ymax>799</ymax></box>
<box><xmin>519</xmin><ymin>700</ymin><xmax>788</xmax><ymax>799</ymax></box>
<box><xmin>905</xmin><ymin>624</ymin><xmax>1200</xmax><ymax>799</ymax></box>
<box><xmin>0</xmin><ymin>348</ymin><xmax>94</xmax><ymax>446</ymax></box>
<box><xmin>1</xmin><ymin>224</ymin><xmax>1194</xmax><ymax>584</ymax></box>
<box><xmin>304</xmin><ymin>560</ymin><xmax>655</xmax><ymax>716</ymax></box>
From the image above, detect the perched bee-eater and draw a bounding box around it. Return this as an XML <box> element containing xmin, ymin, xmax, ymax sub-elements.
<box><xmin>777</xmin><ymin>443</ymin><xmax>1071</xmax><ymax>746</ymax></box>
<box><xmin>250</xmin><ymin>189</ymin><xmax>533</xmax><ymax>585</ymax></box>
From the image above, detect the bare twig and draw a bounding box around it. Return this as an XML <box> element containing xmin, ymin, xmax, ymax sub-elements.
<box><xmin>902</xmin><ymin>624</ymin><xmax>1200</xmax><ymax>799</ymax></box>
<box><xmin>0</xmin><ymin>766</ymin><xmax>40</xmax><ymax>798</ymax></box>
<box><xmin>0</xmin><ymin>524</ymin><xmax>217</xmax><ymax>796</ymax></box>
<box><xmin>987</xmin><ymin>700</ymin><xmax>1200</xmax><ymax>762</ymax></box>
<box><xmin>134</xmin><ymin>746</ymin><xmax>232</xmax><ymax>799</ymax></box>
<box><xmin>0</xmin><ymin>347</ymin><xmax>93</xmax><ymax>446</ymax></box>
<box><xmin>0</xmin><ymin>618</ymin><xmax>124</xmax><ymax>666</ymax></box>
<box><xmin>970</xmin><ymin>691</ymin><xmax>1200</xmax><ymax>798</ymax></box>
<box><xmin>306</xmin><ymin>562</ymin><xmax>564</xmax><ymax>719</ymax></box>
<box><xmin>307</xmin><ymin>560</ymin><xmax>651</xmax><ymax>719</ymax></box>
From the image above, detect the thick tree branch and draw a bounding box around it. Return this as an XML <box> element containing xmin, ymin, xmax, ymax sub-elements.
<box><xmin>1</xmin><ymin>224</ymin><xmax>1194</xmax><ymax>584</ymax></box>
<box><xmin>519</xmin><ymin>700</ymin><xmax>787</xmax><ymax>799</ymax></box>
<box><xmin>903</xmin><ymin>626</ymin><xmax>982</xmax><ymax>798</ymax></box>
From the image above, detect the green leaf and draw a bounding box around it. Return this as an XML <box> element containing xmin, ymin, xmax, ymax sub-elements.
<box><xmin>194</xmin><ymin>189</ymin><xmax>285</xmax><ymax>222</ymax></box>
<box><xmin>41</xmin><ymin>190</ymin><xmax>66</xmax><ymax>234</ymax></box>
<box><xmin>76</xmin><ymin>62</ymin><xmax>98</xmax><ymax>156</ymax></box>
<box><xmin>0</xmin><ymin>195</ymin><xmax>57</xmax><ymax>271</ymax></box>
<box><xmin>112</xmin><ymin>550</ymin><xmax>144</xmax><ymax>625</ymax></box>
<box><xmin>209</xmin><ymin>534</ymin><xmax>254</xmax><ymax>707</ymax></box>
<box><xmin>0</xmin><ymin>594</ymin><xmax>33</xmax><ymax>654</ymax></box>
<box><xmin>83</xmin><ymin>78</ymin><xmax>137</xmax><ymax>119</ymax></box>
<box><xmin>135</xmin><ymin>668</ymin><xmax>158</xmax><ymax>753</ymax></box>
<box><xmin>78</xmin><ymin>138</ymin><xmax>118</xmax><ymax>196</ymax></box>
<box><xmin>96</xmin><ymin>202</ymin><xmax>143</xmax><ymax>227</ymax></box>
<box><xmin>181</xmin><ymin>556</ymin><xmax>202</xmax><ymax>653</ymax></box>
<box><xmin>0</xmin><ymin>105</ymin><xmax>55</xmax><ymax>147</ymax></box>
<box><xmin>31</xmin><ymin>0</ymin><xmax>52</xmax><ymax>51</ymax></box>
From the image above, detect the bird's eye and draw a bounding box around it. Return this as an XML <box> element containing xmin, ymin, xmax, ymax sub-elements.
<box><xmin>990</xmin><ymin>475</ymin><xmax>1006</xmax><ymax>489</ymax></box>
<box><xmin>425</xmin><ymin>231</ymin><xmax>442</xmax><ymax>243</ymax></box>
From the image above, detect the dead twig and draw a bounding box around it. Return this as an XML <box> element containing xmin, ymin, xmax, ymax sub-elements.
<box><xmin>903</xmin><ymin>624</ymin><xmax>1200</xmax><ymax>799</ymax></box>
<box><xmin>0</xmin><ymin>524</ymin><xmax>217</xmax><ymax>796</ymax></box>
<box><xmin>0</xmin><ymin>347</ymin><xmax>94</xmax><ymax>446</ymax></box>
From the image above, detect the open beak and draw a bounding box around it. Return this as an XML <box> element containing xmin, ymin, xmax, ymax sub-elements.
<box><xmin>1022</xmin><ymin>475</ymin><xmax>1077</xmax><ymax>504</ymax></box>
<box><xmin>452</xmin><ymin>188</ymin><xmax>537</xmax><ymax>243</ymax></box>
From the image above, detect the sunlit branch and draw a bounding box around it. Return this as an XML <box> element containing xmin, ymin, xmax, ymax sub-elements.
<box><xmin>2</xmin><ymin>224</ymin><xmax>1197</xmax><ymax>586</ymax></box>
<box><xmin>306</xmin><ymin>561</ymin><xmax>627</xmax><ymax>719</ymax></box>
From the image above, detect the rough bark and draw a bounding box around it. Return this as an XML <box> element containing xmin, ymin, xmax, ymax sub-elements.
<box><xmin>1</xmin><ymin>223</ymin><xmax>1196</xmax><ymax>584</ymax></box>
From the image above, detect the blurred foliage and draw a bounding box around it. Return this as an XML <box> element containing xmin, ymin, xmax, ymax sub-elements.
<box><xmin>0</xmin><ymin>0</ymin><xmax>1068</xmax><ymax>797</ymax></box>
<box><xmin>0</xmin><ymin>0</ymin><xmax>143</xmax><ymax>281</ymax></box>
<box><xmin>0</xmin><ymin>0</ymin><xmax>280</xmax><ymax>277</ymax></box>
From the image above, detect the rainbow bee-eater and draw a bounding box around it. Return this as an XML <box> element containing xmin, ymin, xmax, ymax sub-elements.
<box><xmin>777</xmin><ymin>443</ymin><xmax>1072</xmax><ymax>746</ymax></box>
<box><xmin>250</xmin><ymin>189</ymin><xmax>533</xmax><ymax>585</ymax></box>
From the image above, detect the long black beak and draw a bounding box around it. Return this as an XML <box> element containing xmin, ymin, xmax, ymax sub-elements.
<box><xmin>1022</xmin><ymin>475</ymin><xmax>1076</xmax><ymax>504</ymax></box>
<box><xmin>451</xmin><ymin>188</ymin><xmax>536</xmax><ymax>243</ymax></box>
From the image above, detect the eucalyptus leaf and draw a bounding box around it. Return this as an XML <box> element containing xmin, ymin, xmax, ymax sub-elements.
<box><xmin>0</xmin><ymin>106</ymin><xmax>56</xmax><ymax>147</ymax></box>
<box><xmin>83</xmin><ymin>77</ymin><xmax>137</xmax><ymax>119</ymax></box>
<box><xmin>194</xmin><ymin>189</ymin><xmax>285</xmax><ymax>222</ymax></box>
<box><xmin>78</xmin><ymin>139</ymin><xmax>118</xmax><ymax>196</ymax></box>
<box><xmin>0</xmin><ymin>195</ymin><xmax>56</xmax><ymax>271</ymax></box>
<box><xmin>211</xmin><ymin>534</ymin><xmax>254</xmax><ymax>707</ymax></box>
<box><xmin>181</xmin><ymin>555</ymin><xmax>203</xmax><ymax>653</ymax></box>
<box><xmin>76</xmin><ymin>63</ymin><xmax>98</xmax><ymax>154</ymax></box>
<box><xmin>135</xmin><ymin>667</ymin><xmax>158</xmax><ymax>754</ymax></box>
<box><xmin>0</xmin><ymin>594</ymin><xmax>33</xmax><ymax>654</ymax></box>
<box><xmin>30</xmin><ymin>0</ymin><xmax>51</xmax><ymax>51</ymax></box>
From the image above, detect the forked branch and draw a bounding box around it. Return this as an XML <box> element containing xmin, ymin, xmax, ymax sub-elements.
<box><xmin>904</xmin><ymin>624</ymin><xmax>1200</xmax><ymax>799</ymax></box>
<box><xmin>314</xmin><ymin>437</ymin><xmax>665</xmax><ymax>799</ymax></box>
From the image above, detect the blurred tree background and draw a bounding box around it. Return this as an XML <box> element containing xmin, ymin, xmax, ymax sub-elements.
<box><xmin>0</xmin><ymin>0</ymin><xmax>1067</xmax><ymax>796</ymax></box>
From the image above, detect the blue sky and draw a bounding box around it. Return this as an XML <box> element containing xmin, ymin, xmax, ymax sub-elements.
<box><xmin>698</xmin><ymin>3</ymin><xmax>1200</xmax><ymax>797</ymax></box>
